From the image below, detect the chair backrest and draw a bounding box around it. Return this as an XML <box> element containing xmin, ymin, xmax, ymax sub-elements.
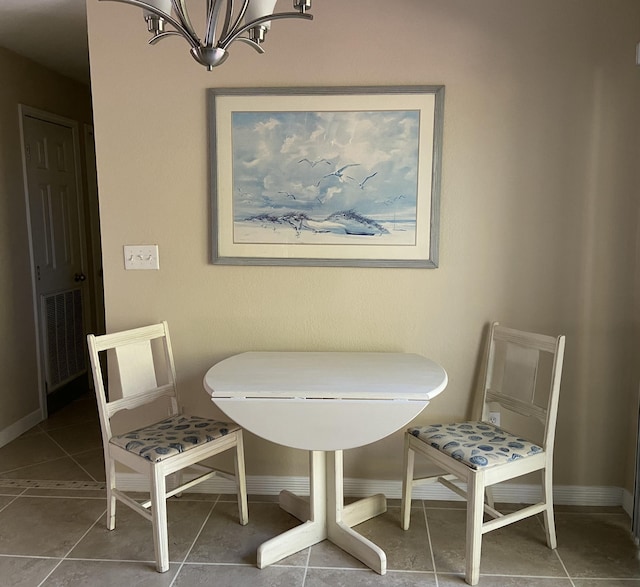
<box><xmin>479</xmin><ymin>322</ymin><xmax>566</xmax><ymax>453</ymax></box>
<box><xmin>87</xmin><ymin>321</ymin><xmax>179</xmax><ymax>443</ymax></box>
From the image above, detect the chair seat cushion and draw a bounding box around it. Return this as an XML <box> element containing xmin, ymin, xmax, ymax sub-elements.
<box><xmin>110</xmin><ymin>415</ymin><xmax>239</xmax><ymax>463</ymax></box>
<box><xmin>408</xmin><ymin>421</ymin><xmax>543</xmax><ymax>470</ymax></box>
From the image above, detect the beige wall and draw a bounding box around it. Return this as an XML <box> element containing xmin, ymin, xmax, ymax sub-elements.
<box><xmin>87</xmin><ymin>0</ymin><xmax>640</xmax><ymax>489</ymax></box>
<box><xmin>0</xmin><ymin>47</ymin><xmax>93</xmax><ymax>432</ymax></box>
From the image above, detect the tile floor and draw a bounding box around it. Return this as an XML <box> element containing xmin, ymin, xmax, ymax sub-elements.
<box><xmin>1</xmin><ymin>393</ymin><xmax>639</xmax><ymax>586</ymax></box>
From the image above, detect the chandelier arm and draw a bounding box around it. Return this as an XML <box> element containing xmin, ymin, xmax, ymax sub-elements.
<box><xmin>203</xmin><ymin>0</ymin><xmax>224</xmax><ymax>48</ymax></box>
<box><xmin>99</xmin><ymin>0</ymin><xmax>200</xmax><ymax>49</ymax></box>
<box><xmin>219</xmin><ymin>0</ymin><xmax>238</xmax><ymax>40</ymax></box>
<box><xmin>235</xmin><ymin>36</ymin><xmax>266</xmax><ymax>54</ymax></box>
<box><xmin>221</xmin><ymin>0</ymin><xmax>250</xmax><ymax>44</ymax></box>
<box><xmin>172</xmin><ymin>0</ymin><xmax>199</xmax><ymax>41</ymax></box>
<box><xmin>148</xmin><ymin>30</ymin><xmax>183</xmax><ymax>44</ymax></box>
<box><xmin>219</xmin><ymin>11</ymin><xmax>312</xmax><ymax>49</ymax></box>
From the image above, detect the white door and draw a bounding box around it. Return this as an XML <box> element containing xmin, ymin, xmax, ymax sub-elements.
<box><xmin>21</xmin><ymin>109</ymin><xmax>89</xmax><ymax>401</ymax></box>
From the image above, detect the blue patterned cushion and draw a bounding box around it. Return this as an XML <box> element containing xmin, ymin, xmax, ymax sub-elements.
<box><xmin>408</xmin><ymin>421</ymin><xmax>543</xmax><ymax>470</ymax></box>
<box><xmin>110</xmin><ymin>415</ymin><xmax>238</xmax><ymax>463</ymax></box>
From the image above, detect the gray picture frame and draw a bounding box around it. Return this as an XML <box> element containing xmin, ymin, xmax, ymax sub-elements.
<box><xmin>208</xmin><ymin>85</ymin><xmax>444</xmax><ymax>268</ymax></box>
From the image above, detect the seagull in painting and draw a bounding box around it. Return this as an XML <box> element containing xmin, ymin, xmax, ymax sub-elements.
<box><xmin>298</xmin><ymin>157</ymin><xmax>332</xmax><ymax>168</ymax></box>
<box><xmin>357</xmin><ymin>171</ymin><xmax>378</xmax><ymax>189</ymax></box>
<box><xmin>317</xmin><ymin>163</ymin><xmax>360</xmax><ymax>186</ymax></box>
<box><xmin>384</xmin><ymin>194</ymin><xmax>406</xmax><ymax>206</ymax></box>
<box><xmin>278</xmin><ymin>191</ymin><xmax>296</xmax><ymax>200</ymax></box>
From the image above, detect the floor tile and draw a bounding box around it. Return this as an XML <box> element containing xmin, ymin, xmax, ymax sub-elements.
<box><xmin>308</xmin><ymin>539</ymin><xmax>367</xmax><ymax>570</ymax></box>
<box><xmin>188</xmin><ymin>501</ymin><xmax>308</xmax><ymax>566</ymax></box>
<box><xmin>69</xmin><ymin>498</ymin><xmax>213</xmax><ymax>564</ymax></box>
<box><xmin>426</xmin><ymin>506</ymin><xmax>566</xmax><ymax>578</ymax></box>
<box><xmin>0</xmin><ymin>455</ymin><xmax>95</xmax><ymax>481</ymax></box>
<box><xmin>40</xmin><ymin>396</ymin><xmax>99</xmax><ymax>432</ymax></box>
<box><xmin>0</xmin><ymin>433</ymin><xmax>66</xmax><ymax>474</ymax></box>
<box><xmin>0</xmin><ymin>556</ymin><xmax>62</xmax><ymax>587</ymax></box>
<box><xmin>42</xmin><ymin>559</ymin><xmax>179</xmax><ymax>586</ymax></box>
<box><xmin>71</xmin><ymin>448</ymin><xmax>106</xmax><ymax>482</ymax></box>
<box><xmin>556</xmin><ymin>512</ymin><xmax>640</xmax><ymax>578</ymax></box>
<box><xmin>45</xmin><ymin>423</ymin><xmax>103</xmax><ymax>455</ymax></box>
<box><xmin>0</xmin><ymin>496</ymin><xmax>105</xmax><ymax>557</ymax></box>
<box><xmin>305</xmin><ymin>568</ymin><xmax>437</xmax><ymax>586</ymax></box>
<box><xmin>174</xmin><ymin>563</ymin><xmax>306</xmax><ymax>586</ymax></box>
<box><xmin>0</xmin><ymin>495</ymin><xmax>17</xmax><ymax>511</ymax></box>
<box><xmin>356</xmin><ymin>506</ymin><xmax>434</xmax><ymax>572</ymax></box>
<box><xmin>0</xmin><ymin>487</ymin><xmax>24</xmax><ymax>496</ymax></box>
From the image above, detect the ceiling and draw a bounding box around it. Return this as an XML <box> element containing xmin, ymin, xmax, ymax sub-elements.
<box><xmin>0</xmin><ymin>0</ymin><xmax>91</xmax><ymax>85</ymax></box>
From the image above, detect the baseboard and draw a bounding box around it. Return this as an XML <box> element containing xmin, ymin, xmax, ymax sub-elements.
<box><xmin>0</xmin><ymin>408</ymin><xmax>44</xmax><ymax>448</ymax></box>
<box><xmin>116</xmin><ymin>472</ymin><xmax>628</xmax><ymax>509</ymax></box>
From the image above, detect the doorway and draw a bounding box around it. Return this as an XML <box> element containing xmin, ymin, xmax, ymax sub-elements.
<box><xmin>19</xmin><ymin>106</ymin><xmax>103</xmax><ymax>416</ymax></box>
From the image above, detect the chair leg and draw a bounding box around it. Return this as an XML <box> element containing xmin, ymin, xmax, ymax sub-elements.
<box><xmin>151</xmin><ymin>466</ymin><xmax>170</xmax><ymax>573</ymax></box>
<box><xmin>106</xmin><ymin>456</ymin><xmax>117</xmax><ymax>530</ymax></box>
<box><xmin>400</xmin><ymin>433</ymin><xmax>415</xmax><ymax>531</ymax></box>
<box><xmin>234</xmin><ymin>430</ymin><xmax>249</xmax><ymax>526</ymax></box>
<box><xmin>465</xmin><ymin>473</ymin><xmax>484</xmax><ymax>586</ymax></box>
<box><xmin>485</xmin><ymin>486</ymin><xmax>495</xmax><ymax>509</ymax></box>
<box><xmin>542</xmin><ymin>466</ymin><xmax>557</xmax><ymax>549</ymax></box>
<box><xmin>173</xmin><ymin>470</ymin><xmax>183</xmax><ymax>498</ymax></box>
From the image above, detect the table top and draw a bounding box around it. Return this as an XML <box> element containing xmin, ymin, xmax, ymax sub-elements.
<box><xmin>203</xmin><ymin>351</ymin><xmax>448</xmax><ymax>401</ymax></box>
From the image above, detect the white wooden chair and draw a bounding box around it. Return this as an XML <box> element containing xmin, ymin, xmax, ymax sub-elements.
<box><xmin>400</xmin><ymin>322</ymin><xmax>566</xmax><ymax>585</ymax></box>
<box><xmin>87</xmin><ymin>321</ymin><xmax>248</xmax><ymax>573</ymax></box>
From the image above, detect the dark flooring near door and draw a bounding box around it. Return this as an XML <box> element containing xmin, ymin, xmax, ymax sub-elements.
<box><xmin>0</xmin><ymin>394</ymin><xmax>639</xmax><ymax>586</ymax></box>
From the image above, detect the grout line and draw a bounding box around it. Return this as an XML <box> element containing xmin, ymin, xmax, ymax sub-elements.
<box><xmin>37</xmin><ymin>506</ymin><xmax>107</xmax><ymax>587</ymax></box>
<box><xmin>0</xmin><ymin>453</ymin><xmax>72</xmax><ymax>477</ymax></box>
<box><xmin>422</xmin><ymin>499</ymin><xmax>439</xmax><ymax>587</ymax></box>
<box><xmin>0</xmin><ymin>491</ymin><xmax>24</xmax><ymax>515</ymax></box>
<box><xmin>301</xmin><ymin>541</ymin><xmax>312</xmax><ymax>587</ymax></box>
<box><xmin>169</xmin><ymin>496</ymin><xmax>220</xmax><ymax>586</ymax></box>
<box><xmin>41</xmin><ymin>428</ymin><xmax>101</xmax><ymax>483</ymax></box>
<box><xmin>553</xmin><ymin>548</ymin><xmax>577</xmax><ymax>587</ymax></box>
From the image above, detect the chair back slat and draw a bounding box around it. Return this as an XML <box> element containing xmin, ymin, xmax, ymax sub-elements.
<box><xmin>485</xmin><ymin>389</ymin><xmax>547</xmax><ymax>424</ymax></box>
<box><xmin>105</xmin><ymin>385</ymin><xmax>176</xmax><ymax>418</ymax></box>
<box><xmin>87</xmin><ymin>321</ymin><xmax>179</xmax><ymax>442</ymax></box>
<box><xmin>481</xmin><ymin>322</ymin><xmax>565</xmax><ymax>450</ymax></box>
<box><xmin>115</xmin><ymin>340</ymin><xmax>158</xmax><ymax>398</ymax></box>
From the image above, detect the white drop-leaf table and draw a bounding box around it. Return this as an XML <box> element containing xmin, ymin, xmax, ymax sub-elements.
<box><xmin>204</xmin><ymin>351</ymin><xmax>447</xmax><ymax>574</ymax></box>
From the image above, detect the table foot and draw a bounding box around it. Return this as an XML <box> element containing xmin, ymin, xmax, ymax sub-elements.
<box><xmin>257</xmin><ymin>519</ymin><xmax>326</xmax><ymax>568</ymax></box>
<box><xmin>328</xmin><ymin>519</ymin><xmax>387</xmax><ymax>575</ymax></box>
<box><xmin>342</xmin><ymin>493</ymin><xmax>387</xmax><ymax>527</ymax></box>
<box><xmin>259</xmin><ymin>451</ymin><xmax>388</xmax><ymax>575</ymax></box>
<box><xmin>279</xmin><ymin>489</ymin><xmax>309</xmax><ymax>522</ymax></box>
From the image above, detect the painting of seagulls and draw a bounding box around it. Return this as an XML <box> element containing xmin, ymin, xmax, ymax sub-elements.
<box><xmin>229</xmin><ymin>107</ymin><xmax>423</xmax><ymax>247</ymax></box>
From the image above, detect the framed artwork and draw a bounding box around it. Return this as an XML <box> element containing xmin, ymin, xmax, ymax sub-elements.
<box><xmin>208</xmin><ymin>85</ymin><xmax>444</xmax><ymax>267</ymax></box>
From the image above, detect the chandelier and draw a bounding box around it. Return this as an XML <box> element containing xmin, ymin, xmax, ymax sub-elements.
<box><xmin>100</xmin><ymin>0</ymin><xmax>313</xmax><ymax>70</ymax></box>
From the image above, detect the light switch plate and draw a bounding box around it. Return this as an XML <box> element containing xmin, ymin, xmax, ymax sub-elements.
<box><xmin>124</xmin><ymin>245</ymin><xmax>159</xmax><ymax>270</ymax></box>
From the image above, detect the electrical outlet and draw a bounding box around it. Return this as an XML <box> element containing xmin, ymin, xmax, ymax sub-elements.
<box><xmin>489</xmin><ymin>412</ymin><xmax>501</xmax><ymax>427</ymax></box>
<box><xmin>124</xmin><ymin>245</ymin><xmax>159</xmax><ymax>270</ymax></box>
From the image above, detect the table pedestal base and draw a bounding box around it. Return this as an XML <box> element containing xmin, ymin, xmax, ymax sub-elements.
<box><xmin>257</xmin><ymin>450</ymin><xmax>387</xmax><ymax>574</ymax></box>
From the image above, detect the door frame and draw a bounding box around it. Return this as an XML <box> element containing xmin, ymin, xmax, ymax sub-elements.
<box><xmin>18</xmin><ymin>104</ymin><xmax>89</xmax><ymax>420</ymax></box>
